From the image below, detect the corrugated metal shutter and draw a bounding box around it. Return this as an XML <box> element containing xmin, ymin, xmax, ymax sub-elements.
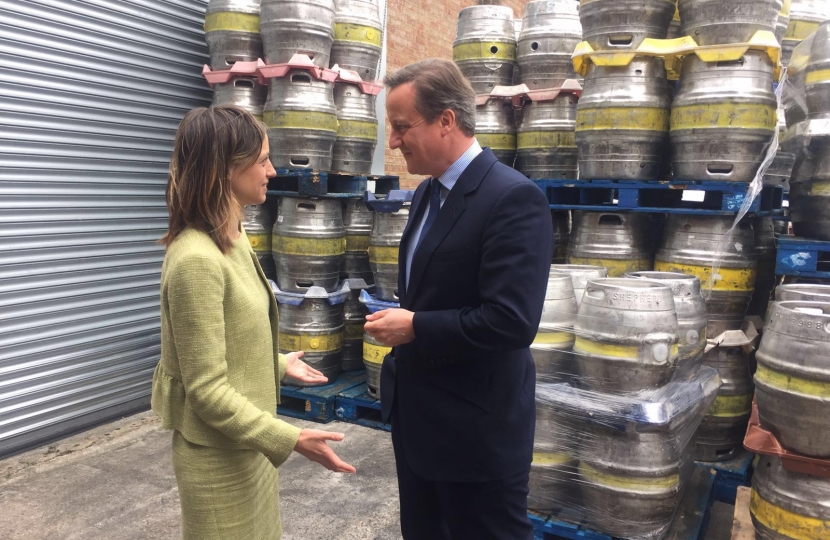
<box><xmin>0</xmin><ymin>0</ymin><xmax>212</xmax><ymax>456</ymax></box>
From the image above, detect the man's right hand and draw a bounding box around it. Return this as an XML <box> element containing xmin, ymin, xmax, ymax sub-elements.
<box><xmin>293</xmin><ymin>429</ymin><xmax>357</xmax><ymax>473</ymax></box>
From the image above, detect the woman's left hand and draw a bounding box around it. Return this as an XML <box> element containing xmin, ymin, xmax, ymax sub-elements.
<box><xmin>283</xmin><ymin>351</ymin><xmax>328</xmax><ymax>386</ymax></box>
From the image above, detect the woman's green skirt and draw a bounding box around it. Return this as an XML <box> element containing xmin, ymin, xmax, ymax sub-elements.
<box><xmin>172</xmin><ymin>430</ymin><xmax>283</xmax><ymax>540</ymax></box>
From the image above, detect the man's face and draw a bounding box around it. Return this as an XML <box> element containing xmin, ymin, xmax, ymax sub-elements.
<box><xmin>386</xmin><ymin>82</ymin><xmax>444</xmax><ymax>177</ymax></box>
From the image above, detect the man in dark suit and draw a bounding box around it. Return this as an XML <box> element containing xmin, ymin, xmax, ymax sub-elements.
<box><xmin>364</xmin><ymin>59</ymin><xmax>553</xmax><ymax>540</ymax></box>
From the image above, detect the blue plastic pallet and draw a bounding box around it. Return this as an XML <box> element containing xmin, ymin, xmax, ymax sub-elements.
<box><xmin>698</xmin><ymin>450</ymin><xmax>754</xmax><ymax>505</ymax></box>
<box><xmin>334</xmin><ymin>383</ymin><xmax>390</xmax><ymax>432</ymax></box>
<box><xmin>530</xmin><ymin>464</ymin><xmax>716</xmax><ymax>540</ymax></box>
<box><xmin>277</xmin><ymin>370</ymin><xmax>367</xmax><ymax>423</ymax></box>
<box><xmin>267</xmin><ymin>168</ymin><xmax>399</xmax><ymax>198</ymax></box>
<box><xmin>532</xmin><ymin>179</ymin><xmax>784</xmax><ymax>216</ymax></box>
<box><xmin>776</xmin><ymin>236</ymin><xmax>830</xmax><ymax>279</ymax></box>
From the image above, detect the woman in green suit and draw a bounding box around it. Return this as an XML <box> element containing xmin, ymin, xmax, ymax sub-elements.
<box><xmin>152</xmin><ymin>106</ymin><xmax>356</xmax><ymax>540</ymax></box>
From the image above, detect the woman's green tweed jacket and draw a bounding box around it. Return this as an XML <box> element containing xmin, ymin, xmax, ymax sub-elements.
<box><xmin>151</xmin><ymin>227</ymin><xmax>302</xmax><ymax>465</ymax></box>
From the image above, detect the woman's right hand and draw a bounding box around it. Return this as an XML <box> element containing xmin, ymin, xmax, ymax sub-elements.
<box><xmin>293</xmin><ymin>429</ymin><xmax>357</xmax><ymax>473</ymax></box>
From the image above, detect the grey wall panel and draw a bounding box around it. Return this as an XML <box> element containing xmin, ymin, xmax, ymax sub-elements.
<box><xmin>0</xmin><ymin>0</ymin><xmax>211</xmax><ymax>456</ymax></box>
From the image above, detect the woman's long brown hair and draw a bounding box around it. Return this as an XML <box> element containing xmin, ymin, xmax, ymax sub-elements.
<box><xmin>160</xmin><ymin>106</ymin><xmax>268</xmax><ymax>253</ymax></box>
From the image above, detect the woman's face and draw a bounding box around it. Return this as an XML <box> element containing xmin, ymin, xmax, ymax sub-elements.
<box><xmin>230</xmin><ymin>139</ymin><xmax>276</xmax><ymax>207</ymax></box>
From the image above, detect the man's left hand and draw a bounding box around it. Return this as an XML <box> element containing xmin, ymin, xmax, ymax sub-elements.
<box><xmin>364</xmin><ymin>308</ymin><xmax>415</xmax><ymax>347</ymax></box>
<box><xmin>283</xmin><ymin>351</ymin><xmax>329</xmax><ymax>386</ymax></box>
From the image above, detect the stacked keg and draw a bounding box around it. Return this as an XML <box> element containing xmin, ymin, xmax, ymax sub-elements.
<box><xmin>331</xmin><ymin>0</ymin><xmax>382</xmax><ymax>175</ymax></box>
<box><xmin>203</xmin><ymin>0</ymin><xmax>267</xmax><ymax>119</ymax></box>
<box><xmin>362</xmin><ymin>200</ymin><xmax>409</xmax><ymax>397</ymax></box>
<box><xmin>259</xmin><ymin>0</ymin><xmax>383</xmax><ymax>172</ymax></box>
<box><xmin>626</xmin><ymin>271</ymin><xmax>708</xmax><ymax>375</ymax></box>
<box><xmin>550</xmin><ymin>263</ymin><xmax>608</xmax><ymax>305</ymax></box>
<box><xmin>749</xmin><ymin>295</ymin><xmax>830</xmax><ymax>537</ymax></box>
<box><xmin>205</xmin><ymin>0</ymin><xmax>263</xmax><ymax>70</ymax></box>
<box><xmin>531</xmin><ymin>272</ymin><xmax>578</xmax><ymax>382</ymax></box>
<box><xmin>655</xmin><ymin>215</ymin><xmax>757</xmax><ymax>338</ymax></box>
<box><xmin>512</xmin><ymin>0</ymin><xmax>582</xmax><ymax>178</ymax></box>
<box><xmin>453</xmin><ymin>5</ymin><xmax>517</xmax><ymax>94</ymax></box>
<box><xmin>242</xmin><ymin>202</ymin><xmax>277</xmax><ymax>280</ymax></box>
<box><xmin>785</xmin><ymin>21</ymin><xmax>830</xmax><ymax>241</ymax></box>
<box><xmin>577</xmin><ymin>0</ymin><xmax>674</xmax><ymax>180</ymax></box>
<box><xmin>529</xmin><ymin>277</ymin><xmax>720</xmax><ymax>537</ymax></box>
<box><xmin>271</xmin><ymin>197</ymin><xmax>347</xmax><ymax>383</ymax></box>
<box><xmin>567</xmin><ymin>211</ymin><xmax>653</xmax><ymax>276</ymax></box>
<box><xmin>750</xmin><ymin>456</ymin><xmax>830</xmax><ymax>540</ymax></box>
<box><xmin>781</xmin><ymin>0</ymin><xmax>830</xmax><ymax>66</ymax></box>
<box><xmin>454</xmin><ymin>5</ymin><xmax>519</xmax><ymax>169</ymax></box>
<box><xmin>671</xmin><ymin>0</ymin><xmax>780</xmax><ymax>183</ymax></box>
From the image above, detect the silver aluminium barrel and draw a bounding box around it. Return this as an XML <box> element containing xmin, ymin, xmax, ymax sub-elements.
<box><xmin>782</xmin><ymin>0</ymin><xmax>830</xmax><ymax>66</ymax></box>
<box><xmin>453</xmin><ymin>5</ymin><xmax>517</xmax><ymax>94</ymax></box>
<box><xmin>363</xmin><ymin>331</ymin><xmax>391</xmax><ymax>398</ymax></box>
<box><xmin>342</xmin><ymin>280</ymin><xmax>370</xmax><ymax>372</ymax></box>
<box><xmin>788</xmin><ymin>132</ymin><xmax>830</xmax><ymax>241</ymax></box>
<box><xmin>567</xmin><ymin>211</ymin><xmax>654</xmax><ymax>277</ymax></box>
<box><xmin>332</xmin><ymin>83</ymin><xmax>377</xmax><ymax>175</ymax></box>
<box><xmin>264</xmin><ymin>69</ymin><xmax>338</xmax><ymax>170</ymax></box>
<box><xmin>243</xmin><ymin>203</ymin><xmax>277</xmax><ymax>280</ymax></box>
<box><xmin>530</xmin><ymin>392</ymin><xmax>579</xmax><ymax>513</ymax></box>
<box><xmin>755</xmin><ymin>300</ymin><xmax>830</xmax><ymax>458</ymax></box>
<box><xmin>475</xmin><ymin>98</ymin><xmax>517</xmax><ymax>168</ymax></box>
<box><xmin>517</xmin><ymin>0</ymin><xmax>582</xmax><ymax>89</ymax></box>
<box><xmin>342</xmin><ymin>198</ymin><xmax>374</xmax><ymax>284</ymax></box>
<box><xmin>272</xmin><ymin>196</ymin><xmax>346</xmax><ymax>292</ymax></box>
<box><xmin>205</xmin><ymin>0</ymin><xmax>263</xmax><ymax>70</ymax></box>
<box><xmin>694</xmin><ymin>331</ymin><xmax>755</xmax><ymax>462</ymax></box>
<box><xmin>775</xmin><ymin>282</ymin><xmax>830</xmax><ymax>301</ymax></box>
<box><xmin>368</xmin><ymin>204</ymin><xmax>409</xmax><ymax>302</ymax></box>
<box><xmin>775</xmin><ymin>0</ymin><xmax>791</xmax><ymax>44</ymax></box>
<box><xmin>678</xmin><ymin>0</ymin><xmax>783</xmax><ymax>46</ymax></box>
<box><xmin>655</xmin><ymin>214</ymin><xmax>758</xmax><ymax>338</ymax></box>
<box><xmin>579</xmin><ymin>0</ymin><xmax>676</xmax><ymax>50</ymax></box>
<box><xmin>277</xmin><ymin>288</ymin><xmax>346</xmax><ymax>383</ymax></box>
<box><xmin>516</xmin><ymin>93</ymin><xmax>579</xmax><ymax>179</ymax></box>
<box><xmin>550</xmin><ymin>264</ymin><xmax>608</xmax><ymax>305</ymax></box>
<box><xmin>573</xmin><ymin>278</ymin><xmax>679</xmax><ymax>393</ymax></box>
<box><xmin>626</xmin><ymin>271</ymin><xmax>707</xmax><ymax>374</ymax></box>
<box><xmin>532</xmin><ymin>272</ymin><xmax>578</xmax><ymax>381</ymax></box>
<box><xmin>211</xmin><ymin>77</ymin><xmax>268</xmax><ymax>120</ymax></box>
<box><xmin>330</xmin><ymin>0</ymin><xmax>383</xmax><ymax>81</ymax></box>
<box><xmin>552</xmin><ymin>210</ymin><xmax>571</xmax><ymax>264</ymax></box>
<box><xmin>670</xmin><ymin>51</ymin><xmax>777</xmax><ymax>182</ymax></box>
<box><xmin>260</xmin><ymin>0</ymin><xmax>335</xmax><ymax>67</ymax></box>
<box><xmin>751</xmin><ymin>455</ymin><xmax>830</xmax><ymax>540</ymax></box>
<box><xmin>806</xmin><ymin>21</ymin><xmax>830</xmax><ymax>118</ymax></box>
<box><xmin>576</xmin><ymin>58</ymin><xmax>671</xmax><ymax>181</ymax></box>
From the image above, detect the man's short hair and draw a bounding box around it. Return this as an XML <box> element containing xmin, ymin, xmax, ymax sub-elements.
<box><xmin>384</xmin><ymin>59</ymin><xmax>477</xmax><ymax>137</ymax></box>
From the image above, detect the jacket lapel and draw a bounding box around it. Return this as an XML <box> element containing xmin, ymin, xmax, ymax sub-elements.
<box><xmin>404</xmin><ymin>149</ymin><xmax>498</xmax><ymax>303</ymax></box>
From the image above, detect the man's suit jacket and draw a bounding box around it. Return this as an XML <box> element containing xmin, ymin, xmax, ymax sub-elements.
<box><xmin>380</xmin><ymin>148</ymin><xmax>554</xmax><ymax>483</ymax></box>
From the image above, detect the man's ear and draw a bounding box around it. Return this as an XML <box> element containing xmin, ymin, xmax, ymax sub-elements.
<box><xmin>439</xmin><ymin>109</ymin><xmax>456</xmax><ymax>134</ymax></box>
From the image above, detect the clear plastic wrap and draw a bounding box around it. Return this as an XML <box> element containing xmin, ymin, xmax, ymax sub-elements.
<box><xmin>530</xmin><ymin>275</ymin><xmax>723</xmax><ymax>540</ymax></box>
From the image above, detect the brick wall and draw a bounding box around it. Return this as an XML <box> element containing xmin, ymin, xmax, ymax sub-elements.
<box><xmin>383</xmin><ymin>0</ymin><xmax>529</xmax><ymax>188</ymax></box>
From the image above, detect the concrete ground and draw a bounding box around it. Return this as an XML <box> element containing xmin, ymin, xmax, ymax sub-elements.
<box><xmin>0</xmin><ymin>411</ymin><xmax>734</xmax><ymax>539</ymax></box>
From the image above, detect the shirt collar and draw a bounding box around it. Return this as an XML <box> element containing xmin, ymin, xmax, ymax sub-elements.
<box><xmin>435</xmin><ymin>139</ymin><xmax>482</xmax><ymax>192</ymax></box>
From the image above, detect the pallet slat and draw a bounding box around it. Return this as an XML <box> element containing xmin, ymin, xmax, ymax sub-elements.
<box><xmin>266</xmin><ymin>169</ymin><xmax>399</xmax><ymax>198</ymax></box>
<box><xmin>277</xmin><ymin>371</ymin><xmax>367</xmax><ymax>423</ymax></box>
<box><xmin>775</xmin><ymin>236</ymin><xmax>830</xmax><ymax>279</ymax></box>
<box><xmin>334</xmin><ymin>383</ymin><xmax>390</xmax><ymax>432</ymax></box>
<box><xmin>532</xmin><ymin>179</ymin><xmax>783</xmax><ymax>216</ymax></box>
<box><xmin>698</xmin><ymin>451</ymin><xmax>755</xmax><ymax>504</ymax></box>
